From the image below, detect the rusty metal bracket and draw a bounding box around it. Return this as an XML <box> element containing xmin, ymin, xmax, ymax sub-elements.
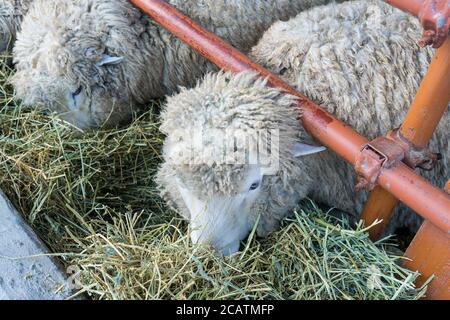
<box><xmin>355</xmin><ymin>130</ymin><xmax>441</xmax><ymax>191</ymax></box>
<box><xmin>417</xmin><ymin>0</ymin><xmax>450</xmax><ymax>48</ymax></box>
<box><xmin>445</xmin><ymin>179</ymin><xmax>450</xmax><ymax>194</ymax></box>
<box><xmin>355</xmin><ymin>137</ymin><xmax>405</xmax><ymax>191</ymax></box>
<box><xmin>386</xmin><ymin>128</ymin><xmax>441</xmax><ymax>170</ymax></box>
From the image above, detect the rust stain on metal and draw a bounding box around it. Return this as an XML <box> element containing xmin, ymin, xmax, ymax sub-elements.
<box><xmin>312</xmin><ymin>107</ymin><xmax>334</xmax><ymax>126</ymax></box>
<box><xmin>386</xmin><ymin>129</ymin><xmax>441</xmax><ymax>170</ymax></box>
<box><xmin>355</xmin><ymin>137</ymin><xmax>405</xmax><ymax>191</ymax></box>
<box><xmin>417</xmin><ymin>0</ymin><xmax>450</xmax><ymax>48</ymax></box>
<box><xmin>385</xmin><ymin>0</ymin><xmax>450</xmax><ymax>48</ymax></box>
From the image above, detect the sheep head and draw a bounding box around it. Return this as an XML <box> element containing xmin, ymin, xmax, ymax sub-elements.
<box><xmin>10</xmin><ymin>0</ymin><xmax>151</xmax><ymax>130</ymax></box>
<box><xmin>157</xmin><ymin>72</ymin><xmax>326</xmax><ymax>255</ymax></box>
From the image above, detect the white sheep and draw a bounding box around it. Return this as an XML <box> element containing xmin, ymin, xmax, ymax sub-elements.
<box><xmin>0</xmin><ymin>0</ymin><xmax>31</xmax><ymax>54</ymax></box>
<box><xmin>10</xmin><ymin>0</ymin><xmax>336</xmax><ymax>129</ymax></box>
<box><xmin>156</xmin><ymin>0</ymin><xmax>449</xmax><ymax>255</ymax></box>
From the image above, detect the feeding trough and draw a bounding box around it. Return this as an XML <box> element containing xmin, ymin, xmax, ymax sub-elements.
<box><xmin>0</xmin><ymin>191</ymin><xmax>74</xmax><ymax>299</ymax></box>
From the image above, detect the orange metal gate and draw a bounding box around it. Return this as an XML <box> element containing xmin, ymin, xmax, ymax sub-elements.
<box><xmin>129</xmin><ymin>0</ymin><xmax>450</xmax><ymax>299</ymax></box>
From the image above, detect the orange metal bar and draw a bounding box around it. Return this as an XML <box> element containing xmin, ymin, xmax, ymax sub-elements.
<box><xmin>375</xmin><ymin>165</ymin><xmax>450</xmax><ymax>233</ymax></box>
<box><xmin>129</xmin><ymin>0</ymin><xmax>450</xmax><ymax>234</ymax></box>
<box><xmin>384</xmin><ymin>0</ymin><xmax>423</xmax><ymax>16</ymax></box>
<box><xmin>446</xmin><ymin>179</ymin><xmax>450</xmax><ymax>194</ymax></box>
<box><xmin>361</xmin><ymin>38</ymin><xmax>450</xmax><ymax>239</ymax></box>
<box><xmin>403</xmin><ymin>220</ymin><xmax>450</xmax><ymax>300</ymax></box>
<box><xmin>400</xmin><ymin>38</ymin><xmax>450</xmax><ymax>147</ymax></box>
<box><xmin>361</xmin><ymin>187</ymin><xmax>398</xmax><ymax>240</ymax></box>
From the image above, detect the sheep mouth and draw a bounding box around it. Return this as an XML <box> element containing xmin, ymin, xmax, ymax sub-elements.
<box><xmin>216</xmin><ymin>241</ymin><xmax>241</xmax><ymax>256</ymax></box>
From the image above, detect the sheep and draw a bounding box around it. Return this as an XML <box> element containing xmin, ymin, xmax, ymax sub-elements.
<box><xmin>156</xmin><ymin>0</ymin><xmax>449</xmax><ymax>255</ymax></box>
<box><xmin>10</xmin><ymin>0</ymin><xmax>337</xmax><ymax>129</ymax></box>
<box><xmin>0</xmin><ymin>0</ymin><xmax>31</xmax><ymax>54</ymax></box>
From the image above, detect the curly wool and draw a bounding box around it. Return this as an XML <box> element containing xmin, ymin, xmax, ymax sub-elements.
<box><xmin>158</xmin><ymin>0</ymin><xmax>449</xmax><ymax>237</ymax></box>
<box><xmin>157</xmin><ymin>72</ymin><xmax>313</xmax><ymax>236</ymax></box>
<box><xmin>249</xmin><ymin>0</ymin><xmax>449</xmax><ymax>234</ymax></box>
<box><xmin>10</xmin><ymin>0</ymin><xmax>336</xmax><ymax>129</ymax></box>
<box><xmin>0</xmin><ymin>0</ymin><xmax>31</xmax><ymax>53</ymax></box>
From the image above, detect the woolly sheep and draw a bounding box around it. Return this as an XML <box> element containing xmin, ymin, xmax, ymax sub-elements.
<box><xmin>156</xmin><ymin>0</ymin><xmax>449</xmax><ymax>255</ymax></box>
<box><xmin>10</xmin><ymin>0</ymin><xmax>336</xmax><ymax>129</ymax></box>
<box><xmin>0</xmin><ymin>0</ymin><xmax>31</xmax><ymax>54</ymax></box>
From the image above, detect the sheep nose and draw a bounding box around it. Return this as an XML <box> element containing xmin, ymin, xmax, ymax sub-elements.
<box><xmin>190</xmin><ymin>227</ymin><xmax>214</xmax><ymax>245</ymax></box>
<box><xmin>217</xmin><ymin>241</ymin><xmax>240</xmax><ymax>256</ymax></box>
<box><xmin>190</xmin><ymin>229</ymin><xmax>239</xmax><ymax>255</ymax></box>
<box><xmin>190</xmin><ymin>229</ymin><xmax>202</xmax><ymax>245</ymax></box>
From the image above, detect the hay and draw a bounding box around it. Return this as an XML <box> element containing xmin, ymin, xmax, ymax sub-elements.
<box><xmin>0</xmin><ymin>57</ymin><xmax>427</xmax><ymax>300</ymax></box>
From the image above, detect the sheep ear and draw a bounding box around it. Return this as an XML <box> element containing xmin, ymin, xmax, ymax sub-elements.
<box><xmin>96</xmin><ymin>55</ymin><xmax>124</xmax><ymax>67</ymax></box>
<box><xmin>291</xmin><ymin>143</ymin><xmax>326</xmax><ymax>157</ymax></box>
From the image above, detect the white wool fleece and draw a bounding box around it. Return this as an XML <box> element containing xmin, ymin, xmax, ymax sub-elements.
<box><xmin>10</xmin><ymin>0</ymin><xmax>337</xmax><ymax>129</ymax></box>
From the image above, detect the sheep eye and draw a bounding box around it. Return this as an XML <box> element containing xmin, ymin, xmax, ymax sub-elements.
<box><xmin>249</xmin><ymin>181</ymin><xmax>260</xmax><ymax>191</ymax></box>
<box><xmin>72</xmin><ymin>86</ymin><xmax>82</xmax><ymax>98</ymax></box>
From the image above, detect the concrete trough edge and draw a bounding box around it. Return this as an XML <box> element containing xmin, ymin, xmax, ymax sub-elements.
<box><xmin>0</xmin><ymin>190</ymin><xmax>76</xmax><ymax>300</ymax></box>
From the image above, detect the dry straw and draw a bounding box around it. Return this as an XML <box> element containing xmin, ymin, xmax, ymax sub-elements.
<box><xmin>0</xmin><ymin>58</ymin><xmax>427</xmax><ymax>300</ymax></box>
